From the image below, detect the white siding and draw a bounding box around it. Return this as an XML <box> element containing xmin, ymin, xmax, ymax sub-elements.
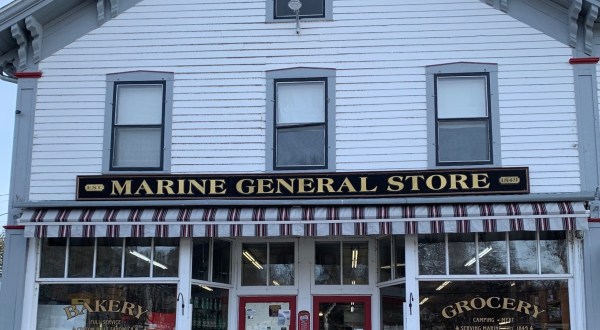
<box><xmin>31</xmin><ymin>0</ymin><xmax>579</xmax><ymax>200</ymax></box>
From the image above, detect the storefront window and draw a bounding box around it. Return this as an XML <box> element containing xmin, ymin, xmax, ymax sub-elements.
<box><xmin>419</xmin><ymin>234</ymin><xmax>446</xmax><ymax>275</ymax></box>
<box><xmin>40</xmin><ymin>239</ymin><xmax>67</xmax><ymax>278</ymax></box>
<box><xmin>191</xmin><ymin>285</ymin><xmax>228</xmax><ymax>330</ymax></box>
<box><xmin>478</xmin><ymin>232</ymin><xmax>508</xmax><ymax>275</ymax></box>
<box><xmin>342</xmin><ymin>242</ymin><xmax>368</xmax><ymax>285</ymax></box>
<box><xmin>419</xmin><ymin>280</ymin><xmax>570</xmax><ymax>329</ymax></box>
<box><xmin>509</xmin><ymin>232</ymin><xmax>538</xmax><ymax>274</ymax></box>
<box><xmin>378</xmin><ymin>236</ymin><xmax>406</xmax><ymax>283</ymax></box>
<box><xmin>68</xmin><ymin>238</ymin><xmax>95</xmax><ymax>278</ymax></box>
<box><xmin>125</xmin><ymin>238</ymin><xmax>152</xmax><ymax>277</ymax></box>
<box><xmin>242</xmin><ymin>242</ymin><xmax>294</xmax><ymax>286</ymax></box>
<box><xmin>540</xmin><ymin>232</ymin><xmax>568</xmax><ymax>274</ymax></box>
<box><xmin>448</xmin><ymin>234</ymin><xmax>476</xmax><ymax>275</ymax></box>
<box><xmin>96</xmin><ymin>238</ymin><xmax>123</xmax><ymax>278</ymax></box>
<box><xmin>315</xmin><ymin>242</ymin><xmax>341</xmax><ymax>285</ymax></box>
<box><xmin>419</xmin><ymin>232</ymin><xmax>568</xmax><ymax>276</ymax></box>
<box><xmin>40</xmin><ymin>238</ymin><xmax>179</xmax><ymax>279</ymax></box>
<box><xmin>193</xmin><ymin>239</ymin><xmax>232</xmax><ymax>284</ymax></box>
<box><xmin>36</xmin><ymin>283</ymin><xmax>177</xmax><ymax>330</ymax></box>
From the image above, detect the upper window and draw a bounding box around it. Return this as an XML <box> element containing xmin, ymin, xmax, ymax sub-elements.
<box><xmin>426</xmin><ymin>63</ymin><xmax>500</xmax><ymax>167</ymax></box>
<box><xmin>266</xmin><ymin>68</ymin><xmax>336</xmax><ymax>171</ymax></box>
<box><xmin>103</xmin><ymin>71</ymin><xmax>174</xmax><ymax>172</ymax></box>
<box><xmin>268</xmin><ymin>0</ymin><xmax>331</xmax><ymax>21</ymax></box>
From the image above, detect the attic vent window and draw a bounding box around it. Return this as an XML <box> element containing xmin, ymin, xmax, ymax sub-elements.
<box><xmin>274</xmin><ymin>0</ymin><xmax>324</xmax><ymax>19</ymax></box>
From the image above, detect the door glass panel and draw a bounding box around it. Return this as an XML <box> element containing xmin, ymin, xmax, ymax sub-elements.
<box><xmin>213</xmin><ymin>240</ymin><xmax>231</xmax><ymax>283</ymax></box>
<box><xmin>191</xmin><ymin>285</ymin><xmax>228</xmax><ymax>330</ymax></box>
<box><xmin>378</xmin><ymin>237</ymin><xmax>392</xmax><ymax>282</ymax></box>
<box><xmin>318</xmin><ymin>302</ymin><xmax>365</xmax><ymax>330</ymax></box>
<box><xmin>381</xmin><ymin>284</ymin><xmax>405</xmax><ymax>329</ymax></box>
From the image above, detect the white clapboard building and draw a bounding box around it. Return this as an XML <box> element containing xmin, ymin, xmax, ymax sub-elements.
<box><xmin>0</xmin><ymin>0</ymin><xmax>599</xmax><ymax>329</ymax></box>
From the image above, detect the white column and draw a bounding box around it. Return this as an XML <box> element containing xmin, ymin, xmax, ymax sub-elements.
<box><xmin>177</xmin><ymin>238</ymin><xmax>193</xmax><ymax>329</ymax></box>
<box><xmin>404</xmin><ymin>234</ymin><xmax>420</xmax><ymax>329</ymax></box>
<box><xmin>21</xmin><ymin>239</ymin><xmax>39</xmax><ymax>330</ymax></box>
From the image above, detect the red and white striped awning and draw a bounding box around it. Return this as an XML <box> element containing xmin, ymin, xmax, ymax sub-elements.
<box><xmin>19</xmin><ymin>202</ymin><xmax>589</xmax><ymax>238</ymax></box>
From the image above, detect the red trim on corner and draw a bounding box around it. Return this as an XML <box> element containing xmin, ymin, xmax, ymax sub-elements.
<box><xmin>14</xmin><ymin>71</ymin><xmax>43</xmax><ymax>78</ymax></box>
<box><xmin>589</xmin><ymin>218</ymin><xmax>600</xmax><ymax>223</ymax></box>
<box><xmin>569</xmin><ymin>57</ymin><xmax>600</xmax><ymax>64</ymax></box>
<box><xmin>3</xmin><ymin>225</ymin><xmax>25</xmax><ymax>230</ymax></box>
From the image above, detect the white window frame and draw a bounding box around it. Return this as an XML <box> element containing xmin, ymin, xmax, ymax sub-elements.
<box><xmin>102</xmin><ymin>71</ymin><xmax>174</xmax><ymax>173</ymax></box>
<box><xmin>266</xmin><ymin>67</ymin><xmax>336</xmax><ymax>171</ymax></box>
<box><xmin>426</xmin><ymin>63</ymin><xmax>501</xmax><ymax>167</ymax></box>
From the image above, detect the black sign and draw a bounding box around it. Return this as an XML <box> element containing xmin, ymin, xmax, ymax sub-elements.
<box><xmin>76</xmin><ymin>167</ymin><xmax>529</xmax><ymax>200</ymax></box>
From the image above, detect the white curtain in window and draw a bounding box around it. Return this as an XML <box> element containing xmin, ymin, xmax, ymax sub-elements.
<box><xmin>116</xmin><ymin>85</ymin><xmax>163</xmax><ymax>125</ymax></box>
<box><xmin>437</xmin><ymin>76</ymin><xmax>487</xmax><ymax>119</ymax></box>
<box><xmin>113</xmin><ymin>127</ymin><xmax>162</xmax><ymax>167</ymax></box>
<box><xmin>276</xmin><ymin>81</ymin><xmax>325</xmax><ymax>124</ymax></box>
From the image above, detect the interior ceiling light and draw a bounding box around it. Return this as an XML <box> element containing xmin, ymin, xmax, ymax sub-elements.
<box><xmin>128</xmin><ymin>250</ymin><xmax>167</xmax><ymax>270</ymax></box>
<box><xmin>351</xmin><ymin>248</ymin><xmax>359</xmax><ymax>269</ymax></box>
<box><xmin>243</xmin><ymin>250</ymin><xmax>264</xmax><ymax>270</ymax></box>
<box><xmin>464</xmin><ymin>247</ymin><xmax>493</xmax><ymax>267</ymax></box>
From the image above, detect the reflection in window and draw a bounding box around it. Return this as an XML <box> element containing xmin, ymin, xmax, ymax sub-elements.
<box><xmin>478</xmin><ymin>232</ymin><xmax>507</xmax><ymax>275</ymax></box>
<box><xmin>191</xmin><ymin>285</ymin><xmax>228</xmax><ymax>329</ymax></box>
<box><xmin>68</xmin><ymin>238</ymin><xmax>95</xmax><ymax>278</ymax></box>
<box><xmin>315</xmin><ymin>242</ymin><xmax>341</xmax><ymax>285</ymax></box>
<box><xmin>40</xmin><ymin>238</ymin><xmax>178</xmax><ymax>279</ymax></box>
<box><xmin>448</xmin><ymin>234</ymin><xmax>476</xmax><ymax>275</ymax></box>
<box><xmin>270</xmin><ymin>242</ymin><xmax>295</xmax><ymax>286</ymax></box>
<box><xmin>37</xmin><ymin>284</ymin><xmax>176</xmax><ymax>330</ymax></box>
<box><xmin>509</xmin><ymin>232</ymin><xmax>538</xmax><ymax>274</ymax></box>
<box><xmin>242</xmin><ymin>243</ymin><xmax>268</xmax><ymax>286</ymax></box>
<box><xmin>343</xmin><ymin>242</ymin><xmax>368</xmax><ymax>285</ymax></box>
<box><xmin>380</xmin><ymin>284</ymin><xmax>405</xmax><ymax>329</ymax></box>
<box><xmin>40</xmin><ymin>238</ymin><xmax>67</xmax><ymax>278</ymax></box>
<box><xmin>418</xmin><ymin>234</ymin><xmax>446</xmax><ymax>275</ymax></box>
<box><xmin>540</xmin><ymin>231</ymin><xmax>568</xmax><ymax>274</ymax></box>
<box><xmin>125</xmin><ymin>238</ymin><xmax>152</xmax><ymax>277</ymax></box>
<box><xmin>378</xmin><ymin>237</ymin><xmax>392</xmax><ymax>282</ymax></box>
<box><xmin>419</xmin><ymin>280</ymin><xmax>569</xmax><ymax>329</ymax></box>
<box><xmin>153</xmin><ymin>238</ymin><xmax>179</xmax><ymax>277</ymax></box>
<box><xmin>212</xmin><ymin>240</ymin><xmax>231</xmax><ymax>283</ymax></box>
<box><xmin>192</xmin><ymin>239</ymin><xmax>231</xmax><ymax>284</ymax></box>
<box><xmin>96</xmin><ymin>238</ymin><xmax>123</xmax><ymax>277</ymax></box>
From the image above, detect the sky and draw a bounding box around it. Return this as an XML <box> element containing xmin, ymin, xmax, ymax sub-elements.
<box><xmin>1</xmin><ymin>0</ymin><xmax>21</xmax><ymax>227</ymax></box>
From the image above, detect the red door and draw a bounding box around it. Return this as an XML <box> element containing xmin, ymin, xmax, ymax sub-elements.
<box><xmin>239</xmin><ymin>296</ymin><xmax>297</xmax><ymax>330</ymax></box>
<box><xmin>313</xmin><ymin>296</ymin><xmax>371</xmax><ymax>330</ymax></box>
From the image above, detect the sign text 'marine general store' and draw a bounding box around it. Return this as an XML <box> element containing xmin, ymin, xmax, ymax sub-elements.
<box><xmin>77</xmin><ymin>167</ymin><xmax>529</xmax><ymax>200</ymax></box>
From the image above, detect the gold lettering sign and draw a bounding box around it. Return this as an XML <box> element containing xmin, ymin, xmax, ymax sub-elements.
<box><xmin>441</xmin><ymin>297</ymin><xmax>545</xmax><ymax>319</ymax></box>
<box><xmin>77</xmin><ymin>168</ymin><xmax>529</xmax><ymax>200</ymax></box>
<box><xmin>64</xmin><ymin>299</ymin><xmax>149</xmax><ymax>320</ymax></box>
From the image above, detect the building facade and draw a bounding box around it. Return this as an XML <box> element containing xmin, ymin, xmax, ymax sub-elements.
<box><xmin>0</xmin><ymin>0</ymin><xmax>599</xmax><ymax>329</ymax></box>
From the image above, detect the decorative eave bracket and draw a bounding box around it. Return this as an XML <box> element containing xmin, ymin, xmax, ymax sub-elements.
<box><xmin>97</xmin><ymin>0</ymin><xmax>119</xmax><ymax>22</ymax></box>
<box><xmin>25</xmin><ymin>15</ymin><xmax>42</xmax><ymax>64</ymax></box>
<box><xmin>584</xmin><ymin>3</ymin><xmax>599</xmax><ymax>54</ymax></box>
<box><xmin>10</xmin><ymin>23</ymin><xmax>27</xmax><ymax>71</ymax></box>
<box><xmin>569</xmin><ymin>0</ymin><xmax>583</xmax><ymax>48</ymax></box>
<box><xmin>484</xmin><ymin>0</ymin><xmax>509</xmax><ymax>13</ymax></box>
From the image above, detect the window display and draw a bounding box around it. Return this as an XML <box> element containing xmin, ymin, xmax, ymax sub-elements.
<box><xmin>419</xmin><ymin>280</ymin><xmax>570</xmax><ymax>329</ymax></box>
<box><xmin>37</xmin><ymin>284</ymin><xmax>177</xmax><ymax>330</ymax></box>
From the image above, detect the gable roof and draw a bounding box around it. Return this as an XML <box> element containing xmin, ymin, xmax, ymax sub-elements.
<box><xmin>0</xmin><ymin>0</ymin><xmax>598</xmax><ymax>80</ymax></box>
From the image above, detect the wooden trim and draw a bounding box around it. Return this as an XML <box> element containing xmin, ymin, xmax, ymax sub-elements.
<box><xmin>3</xmin><ymin>225</ymin><xmax>25</xmax><ymax>230</ymax></box>
<box><xmin>589</xmin><ymin>218</ymin><xmax>600</xmax><ymax>223</ymax></box>
<box><xmin>14</xmin><ymin>71</ymin><xmax>43</xmax><ymax>78</ymax></box>
<box><xmin>569</xmin><ymin>57</ymin><xmax>600</xmax><ymax>64</ymax></box>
